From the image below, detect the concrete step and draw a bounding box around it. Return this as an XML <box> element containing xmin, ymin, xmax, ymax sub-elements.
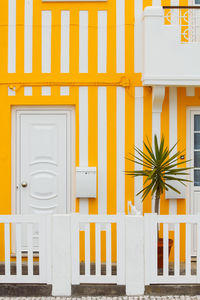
<box><xmin>0</xmin><ymin>284</ymin><xmax>52</xmax><ymax>297</ymax></box>
<box><xmin>145</xmin><ymin>285</ymin><xmax>200</xmax><ymax>296</ymax></box>
<box><xmin>72</xmin><ymin>285</ymin><xmax>125</xmax><ymax>296</ymax></box>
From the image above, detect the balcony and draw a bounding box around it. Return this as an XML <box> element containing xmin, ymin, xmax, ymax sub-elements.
<box><xmin>143</xmin><ymin>6</ymin><xmax>200</xmax><ymax>86</ymax></box>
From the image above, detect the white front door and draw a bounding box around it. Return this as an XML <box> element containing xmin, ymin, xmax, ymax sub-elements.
<box><xmin>13</xmin><ymin>107</ymin><xmax>74</xmax><ymax>217</ymax></box>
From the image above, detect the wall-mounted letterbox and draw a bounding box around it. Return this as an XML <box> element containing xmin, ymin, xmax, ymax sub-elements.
<box><xmin>76</xmin><ymin>167</ymin><xmax>96</xmax><ymax>198</ymax></box>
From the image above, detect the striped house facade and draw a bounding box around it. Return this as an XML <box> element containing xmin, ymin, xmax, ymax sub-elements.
<box><xmin>0</xmin><ymin>0</ymin><xmax>199</xmax><ymax>233</ymax></box>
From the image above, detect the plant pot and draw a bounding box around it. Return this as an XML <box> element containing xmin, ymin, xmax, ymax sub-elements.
<box><xmin>158</xmin><ymin>238</ymin><xmax>173</xmax><ymax>269</ymax></box>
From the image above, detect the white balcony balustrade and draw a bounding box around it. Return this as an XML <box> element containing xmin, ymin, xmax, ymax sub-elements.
<box><xmin>143</xmin><ymin>6</ymin><xmax>200</xmax><ymax>86</ymax></box>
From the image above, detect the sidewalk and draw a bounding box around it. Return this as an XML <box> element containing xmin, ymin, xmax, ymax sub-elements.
<box><xmin>1</xmin><ymin>297</ymin><xmax>200</xmax><ymax>300</ymax></box>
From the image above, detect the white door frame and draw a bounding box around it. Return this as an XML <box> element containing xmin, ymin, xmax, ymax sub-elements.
<box><xmin>186</xmin><ymin>106</ymin><xmax>200</xmax><ymax>215</ymax></box>
<box><xmin>11</xmin><ymin>106</ymin><xmax>76</xmax><ymax>217</ymax></box>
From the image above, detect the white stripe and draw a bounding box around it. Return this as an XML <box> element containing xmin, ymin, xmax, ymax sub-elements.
<box><xmin>41</xmin><ymin>86</ymin><xmax>51</xmax><ymax>96</ymax></box>
<box><xmin>8</xmin><ymin>0</ymin><xmax>16</xmax><ymax>73</ymax></box>
<box><xmin>42</xmin><ymin>11</ymin><xmax>52</xmax><ymax>73</ymax></box>
<box><xmin>60</xmin><ymin>86</ymin><xmax>69</xmax><ymax>96</ymax></box>
<box><xmin>134</xmin><ymin>0</ymin><xmax>143</xmax><ymax>73</ymax></box>
<box><xmin>152</xmin><ymin>112</ymin><xmax>161</xmax><ymax>142</ymax></box>
<box><xmin>98</xmin><ymin>11</ymin><xmax>107</xmax><ymax>73</ymax></box>
<box><xmin>61</xmin><ymin>11</ymin><xmax>70</xmax><ymax>73</ymax></box>
<box><xmin>24</xmin><ymin>0</ymin><xmax>33</xmax><ymax>73</ymax></box>
<box><xmin>24</xmin><ymin>87</ymin><xmax>32</xmax><ymax>96</ymax></box>
<box><xmin>116</xmin><ymin>0</ymin><xmax>125</xmax><ymax>73</ymax></box>
<box><xmin>117</xmin><ymin>87</ymin><xmax>125</xmax><ymax>213</ymax></box>
<box><xmin>98</xmin><ymin>87</ymin><xmax>107</xmax><ymax>214</ymax></box>
<box><xmin>79</xmin><ymin>11</ymin><xmax>88</xmax><ymax>73</ymax></box>
<box><xmin>169</xmin><ymin>87</ymin><xmax>177</xmax><ymax>216</ymax></box>
<box><xmin>134</xmin><ymin>87</ymin><xmax>144</xmax><ymax>213</ymax></box>
<box><xmin>8</xmin><ymin>88</ymin><xmax>16</xmax><ymax>96</ymax></box>
<box><xmin>152</xmin><ymin>0</ymin><xmax>161</xmax><ymax>4</ymax></box>
<box><xmin>79</xmin><ymin>87</ymin><xmax>88</xmax><ymax>214</ymax></box>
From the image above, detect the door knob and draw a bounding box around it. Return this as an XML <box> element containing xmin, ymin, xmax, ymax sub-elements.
<box><xmin>21</xmin><ymin>181</ymin><xmax>28</xmax><ymax>188</ymax></box>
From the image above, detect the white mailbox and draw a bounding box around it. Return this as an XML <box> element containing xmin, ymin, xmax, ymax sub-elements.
<box><xmin>76</xmin><ymin>167</ymin><xmax>96</xmax><ymax>198</ymax></box>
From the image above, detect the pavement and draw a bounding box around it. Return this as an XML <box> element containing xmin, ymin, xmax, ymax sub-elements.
<box><xmin>1</xmin><ymin>297</ymin><xmax>200</xmax><ymax>300</ymax></box>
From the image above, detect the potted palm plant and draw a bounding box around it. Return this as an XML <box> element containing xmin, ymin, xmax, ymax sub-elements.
<box><xmin>126</xmin><ymin>135</ymin><xmax>191</xmax><ymax>268</ymax></box>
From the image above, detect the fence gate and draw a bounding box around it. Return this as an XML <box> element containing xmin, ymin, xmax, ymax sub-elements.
<box><xmin>71</xmin><ymin>214</ymin><xmax>125</xmax><ymax>285</ymax></box>
<box><xmin>0</xmin><ymin>215</ymin><xmax>51</xmax><ymax>283</ymax></box>
<box><xmin>145</xmin><ymin>214</ymin><xmax>200</xmax><ymax>284</ymax></box>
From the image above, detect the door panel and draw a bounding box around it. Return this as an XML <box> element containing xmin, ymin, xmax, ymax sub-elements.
<box><xmin>20</xmin><ymin>114</ymin><xmax>67</xmax><ymax>215</ymax></box>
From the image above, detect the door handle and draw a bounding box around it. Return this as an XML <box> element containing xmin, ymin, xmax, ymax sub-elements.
<box><xmin>21</xmin><ymin>181</ymin><xmax>28</xmax><ymax>188</ymax></box>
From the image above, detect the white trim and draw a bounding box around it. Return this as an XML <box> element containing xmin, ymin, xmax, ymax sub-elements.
<box><xmin>143</xmin><ymin>76</ymin><xmax>200</xmax><ymax>86</ymax></box>
<box><xmin>8</xmin><ymin>0</ymin><xmax>16</xmax><ymax>73</ymax></box>
<box><xmin>134</xmin><ymin>87</ymin><xmax>143</xmax><ymax>213</ymax></box>
<box><xmin>42</xmin><ymin>11</ymin><xmax>52</xmax><ymax>74</ymax></box>
<box><xmin>117</xmin><ymin>87</ymin><xmax>125</xmax><ymax>213</ymax></box>
<box><xmin>24</xmin><ymin>0</ymin><xmax>33</xmax><ymax>73</ymax></box>
<box><xmin>98</xmin><ymin>11</ymin><xmax>107</xmax><ymax>74</ymax></box>
<box><xmin>61</xmin><ymin>11</ymin><xmax>70</xmax><ymax>74</ymax></box>
<box><xmin>116</xmin><ymin>0</ymin><xmax>125</xmax><ymax>73</ymax></box>
<box><xmin>79</xmin><ymin>11</ymin><xmax>88</xmax><ymax>74</ymax></box>
<box><xmin>79</xmin><ymin>87</ymin><xmax>89</xmax><ymax>214</ymax></box>
<box><xmin>98</xmin><ymin>87</ymin><xmax>107</xmax><ymax>214</ymax></box>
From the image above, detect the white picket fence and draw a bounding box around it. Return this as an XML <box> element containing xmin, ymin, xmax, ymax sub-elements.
<box><xmin>145</xmin><ymin>214</ymin><xmax>200</xmax><ymax>284</ymax></box>
<box><xmin>71</xmin><ymin>214</ymin><xmax>125</xmax><ymax>284</ymax></box>
<box><xmin>2</xmin><ymin>213</ymin><xmax>200</xmax><ymax>296</ymax></box>
<box><xmin>0</xmin><ymin>215</ymin><xmax>51</xmax><ymax>283</ymax></box>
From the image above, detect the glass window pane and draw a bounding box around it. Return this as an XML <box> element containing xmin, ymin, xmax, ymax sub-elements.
<box><xmin>194</xmin><ymin>115</ymin><xmax>200</xmax><ymax>131</ymax></box>
<box><xmin>195</xmin><ymin>0</ymin><xmax>200</xmax><ymax>4</ymax></box>
<box><xmin>194</xmin><ymin>133</ymin><xmax>200</xmax><ymax>149</ymax></box>
<box><xmin>194</xmin><ymin>151</ymin><xmax>200</xmax><ymax>168</ymax></box>
<box><xmin>194</xmin><ymin>170</ymin><xmax>200</xmax><ymax>186</ymax></box>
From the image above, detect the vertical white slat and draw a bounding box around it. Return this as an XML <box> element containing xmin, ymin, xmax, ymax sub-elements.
<box><xmin>42</xmin><ymin>11</ymin><xmax>52</xmax><ymax>96</ymax></box>
<box><xmin>71</xmin><ymin>214</ymin><xmax>80</xmax><ymax>284</ymax></box>
<box><xmin>60</xmin><ymin>86</ymin><xmax>70</xmax><ymax>96</ymax></box>
<box><xmin>117</xmin><ymin>215</ymin><xmax>125</xmax><ymax>284</ymax></box>
<box><xmin>144</xmin><ymin>214</ymin><xmax>151</xmax><ymax>285</ymax></box>
<box><xmin>85</xmin><ymin>223</ymin><xmax>90</xmax><ymax>276</ymax></box>
<box><xmin>45</xmin><ymin>215</ymin><xmax>52</xmax><ymax>284</ymax></box>
<box><xmin>24</xmin><ymin>0</ymin><xmax>33</xmax><ymax>97</ymax></box>
<box><xmin>197</xmin><ymin>218</ymin><xmax>200</xmax><ymax>282</ymax></box>
<box><xmin>116</xmin><ymin>0</ymin><xmax>125</xmax><ymax>73</ymax></box>
<box><xmin>38</xmin><ymin>217</ymin><xmax>46</xmax><ymax>282</ymax></box>
<box><xmin>16</xmin><ymin>223</ymin><xmax>22</xmax><ymax>276</ymax></box>
<box><xmin>168</xmin><ymin>87</ymin><xmax>178</xmax><ymax>217</ymax></box>
<box><xmin>150</xmin><ymin>214</ymin><xmax>158</xmax><ymax>282</ymax></box>
<box><xmin>27</xmin><ymin>223</ymin><xmax>33</xmax><ymax>276</ymax></box>
<box><xmin>186</xmin><ymin>223</ymin><xmax>191</xmax><ymax>277</ymax></box>
<box><xmin>61</xmin><ymin>11</ymin><xmax>70</xmax><ymax>73</ymax></box>
<box><xmin>79</xmin><ymin>11</ymin><xmax>88</xmax><ymax>73</ymax></box>
<box><xmin>8</xmin><ymin>0</ymin><xmax>16</xmax><ymax>73</ymax></box>
<box><xmin>134</xmin><ymin>0</ymin><xmax>143</xmax><ymax>73</ymax></box>
<box><xmin>134</xmin><ymin>87</ymin><xmax>144</xmax><ymax>213</ymax></box>
<box><xmin>98</xmin><ymin>87</ymin><xmax>107</xmax><ymax>214</ymax></box>
<box><xmin>174</xmin><ymin>223</ymin><xmax>180</xmax><ymax>276</ymax></box>
<box><xmin>106</xmin><ymin>223</ymin><xmax>112</xmax><ymax>276</ymax></box>
<box><xmin>4</xmin><ymin>223</ymin><xmax>10</xmax><ymax>276</ymax></box>
<box><xmin>24</xmin><ymin>0</ymin><xmax>33</xmax><ymax>73</ymax></box>
<box><xmin>98</xmin><ymin>11</ymin><xmax>107</xmax><ymax>73</ymax></box>
<box><xmin>163</xmin><ymin>223</ymin><xmax>169</xmax><ymax>277</ymax></box>
<box><xmin>79</xmin><ymin>87</ymin><xmax>89</xmax><ymax>214</ymax></box>
<box><xmin>95</xmin><ymin>223</ymin><xmax>101</xmax><ymax>276</ymax></box>
<box><xmin>42</xmin><ymin>11</ymin><xmax>52</xmax><ymax>73</ymax></box>
<box><xmin>117</xmin><ymin>87</ymin><xmax>125</xmax><ymax>213</ymax></box>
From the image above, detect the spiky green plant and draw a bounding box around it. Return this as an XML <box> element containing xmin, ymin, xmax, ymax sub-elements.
<box><xmin>126</xmin><ymin>135</ymin><xmax>191</xmax><ymax>214</ymax></box>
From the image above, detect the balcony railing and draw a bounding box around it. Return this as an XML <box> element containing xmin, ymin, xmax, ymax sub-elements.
<box><xmin>163</xmin><ymin>6</ymin><xmax>200</xmax><ymax>43</ymax></box>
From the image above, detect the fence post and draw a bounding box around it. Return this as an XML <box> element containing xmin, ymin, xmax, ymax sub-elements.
<box><xmin>52</xmin><ymin>215</ymin><xmax>71</xmax><ymax>296</ymax></box>
<box><xmin>125</xmin><ymin>215</ymin><xmax>144</xmax><ymax>295</ymax></box>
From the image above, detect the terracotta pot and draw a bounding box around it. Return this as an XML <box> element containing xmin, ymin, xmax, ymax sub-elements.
<box><xmin>158</xmin><ymin>238</ymin><xmax>173</xmax><ymax>269</ymax></box>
